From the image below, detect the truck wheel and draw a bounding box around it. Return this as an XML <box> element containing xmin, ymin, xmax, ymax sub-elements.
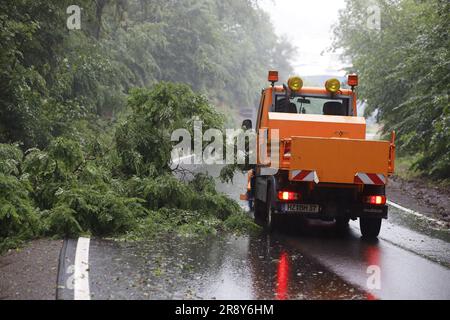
<box><xmin>253</xmin><ymin>186</ymin><xmax>276</xmax><ymax>231</ymax></box>
<box><xmin>264</xmin><ymin>188</ymin><xmax>275</xmax><ymax>231</ymax></box>
<box><xmin>360</xmin><ymin>218</ymin><xmax>382</xmax><ymax>239</ymax></box>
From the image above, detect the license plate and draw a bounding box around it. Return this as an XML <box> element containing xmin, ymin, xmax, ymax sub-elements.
<box><xmin>285</xmin><ymin>203</ymin><xmax>320</xmax><ymax>213</ymax></box>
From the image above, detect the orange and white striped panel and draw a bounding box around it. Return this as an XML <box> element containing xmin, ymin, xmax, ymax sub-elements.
<box><xmin>289</xmin><ymin>170</ymin><xmax>319</xmax><ymax>183</ymax></box>
<box><xmin>354</xmin><ymin>173</ymin><xmax>386</xmax><ymax>185</ymax></box>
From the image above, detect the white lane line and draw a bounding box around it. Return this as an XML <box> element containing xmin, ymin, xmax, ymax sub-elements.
<box><xmin>387</xmin><ymin>200</ymin><xmax>447</xmax><ymax>227</ymax></box>
<box><xmin>171</xmin><ymin>154</ymin><xmax>194</xmax><ymax>165</ymax></box>
<box><xmin>74</xmin><ymin>237</ymin><xmax>91</xmax><ymax>300</ymax></box>
<box><xmin>171</xmin><ymin>153</ymin><xmax>223</xmax><ymax>165</ymax></box>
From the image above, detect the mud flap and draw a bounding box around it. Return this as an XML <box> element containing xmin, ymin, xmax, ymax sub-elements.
<box><xmin>255</xmin><ymin>175</ymin><xmax>277</xmax><ymax>204</ymax></box>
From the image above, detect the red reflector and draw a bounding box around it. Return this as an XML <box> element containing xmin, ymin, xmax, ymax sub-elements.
<box><xmin>278</xmin><ymin>191</ymin><xmax>300</xmax><ymax>201</ymax></box>
<box><xmin>364</xmin><ymin>195</ymin><xmax>386</xmax><ymax>205</ymax></box>
<box><xmin>348</xmin><ymin>74</ymin><xmax>358</xmax><ymax>87</ymax></box>
<box><xmin>268</xmin><ymin>70</ymin><xmax>279</xmax><ymax>82</ymax></box>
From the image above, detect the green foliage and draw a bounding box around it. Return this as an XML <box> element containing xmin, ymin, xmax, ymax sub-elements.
<box><xmin>219</xmin><ymin>164</ymin><xmax>242</xmax><ymax>184</ymax></box>
<box><xmin>1</xmin><ymin>0</ymin><xmax>295</xmax><ymax>151</ymax></box>
<box><xmin>129</xmin><ymin>174</ymin><xmax>194</xmax><ymax>210</ymax></box>
<box><xmin>0</xmin><ymin>144</ymin><xmax>40</xmax><ymax>250</ymax></box>
<box><xmin>48</xmin><ymin>137</ymin><xmax>84</xmax><ymax>172</ymax></box>
<box><xmin>0</xmin><ymin>173</ymin><xmax>40</xmax><ymax>240</ymax></box>
<box><xmin>116</xmin><ymin>83</ymin><xmax>224</xmax><ymax>176</ymax></box>
<box><xmin>103</xmin><ymin>0</ymin><xmax>295</xmax><ymax>107</ymax></box>
<box><xmin>128</xmin><ymin>208</ymin><xmax>222</xmax><ymax>239</ymax></box>
<box><xmin>0</xmin><ymin>1</ymin><xmax>279</xmax><ymax>249</ymax></box>
<box><xmin>42</xmin><ymin>205</ymin><xmax>82</xmax><ymax>239</ymax></box>
<box><xmin>0</xmin><ymin>144</ymin><xmax>23</xmax><ymax>176</ymax></box>
<box><xmin>127</xmin><ymin>172</ymin><xmax>243</xmax><ymax>222</ymax></box>
<box><xmin>191</xmin><ymin>192</ymin><xmax>243</xmax><ymax>221</ymax></box>
<box><xmin>44</xmin><ymin>187</ymin><xmax>146</xmax><ymax>237</ymax></box>
<box><xmin>0</xmin><ymin>84</ymin><xmax>254</xmax><ymax>251</ymax></box>
<box><xmin>0</xmin><ymin>0</ymin><xmax>103</xmax><ymax>148</ymax></box>
<box><xmin>189</xmin><ymin>173</ymin><xmax>216</xmax><ymax>194</ymax></box>
<box><xmin>223</xmin><ymin>213</ymin><xmax>261</xmax><ymax>235</ymax></box>
<box><xmin>333</xmin><ymin>0</ymin><xmax>449</xmax><ymax>179</ymax></box>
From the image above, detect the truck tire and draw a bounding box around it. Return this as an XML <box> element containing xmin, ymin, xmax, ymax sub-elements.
<box><xmin>360</xmin><ymin>184</ymin><xmax>385</xmax><ymax>238</ymax></box>
<box><xmin>360</xmin><ymin>218</ymin><xmax>382</xmax><ymax>239</ymax></box>
<box><xmin>264</xmin><ymin>188</ymin><xmax>275</xmax><ymax>231</ymax></box>
<box><xmin>253</xmin><ymin>183</ymin><xmax>277</xmax><ymax>231</ymax></box>
<box><xmin>254</xmin><ymin>186</ymin><xmax>275</xmax><ymax>230</ymax></box>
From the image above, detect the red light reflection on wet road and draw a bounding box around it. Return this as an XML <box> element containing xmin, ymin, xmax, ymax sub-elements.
<box><xmin>276</xmin><ymin>251</ymin><xmax>289</xmax><ymax>300</ymax></box>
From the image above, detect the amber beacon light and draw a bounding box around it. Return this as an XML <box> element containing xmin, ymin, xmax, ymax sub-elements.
<box><xmin>268</xmin><ymin>70</ymin><xmax>279</xmax><ymax>83</ymax></box>
<box><xmin>325</xmin><ymin>78</ymin><xmax>341</xmax><ymax>93</ymax></box>
<box><xmin>287</xmin><ymin>76</ymin><xmax>304</xmax><ymax>92</ymax></box>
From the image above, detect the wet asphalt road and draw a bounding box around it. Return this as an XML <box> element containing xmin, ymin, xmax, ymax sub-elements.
<box><xmin>64</xmin><ymin>221</ymin><xmax>449</xmax><ymax>300</ymax></box>
<box><xmin>84</xmin><ymin>234</ymin><xmax>367</xmax><ymax>300</ymax></box>
<box><xmin>0</xmin><ymin>239</ymin><xmax>62</xmax><ymax>300</ymax></box>
<box><xmin>53</xmin><ymin>163</ymin><xmax>450</xmax><ymax>300</ymax></box>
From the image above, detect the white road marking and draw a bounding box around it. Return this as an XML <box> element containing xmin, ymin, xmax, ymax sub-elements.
<box><xmin>387</xmin><ymin>200</ymin><xmax>447</xmax><ymax>227</ymax></box>
<box><xmin>172</xmin><ymin>154</ymin><xmax>194</xmax><ymax>164</ymax></box>
<box><xmin>74</xmin><ymin>237</ymin><xmax>91</xmax><ymax>300</ymax></box>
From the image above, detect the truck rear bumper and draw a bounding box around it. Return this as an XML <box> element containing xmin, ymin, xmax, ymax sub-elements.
<box><xmin>274</xmin><ymin>202</ymin><xmax>388</xmax><ymax>219</ymax></box>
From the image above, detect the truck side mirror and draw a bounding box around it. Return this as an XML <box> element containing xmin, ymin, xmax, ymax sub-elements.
<box><xmin>242</xmin><ymin>119</ymin><xmax>252</xmax><ymax>130</ymax></box>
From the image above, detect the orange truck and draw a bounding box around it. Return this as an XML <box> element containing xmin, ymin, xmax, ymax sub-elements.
<box><xmin>242</xmin><ymin>71</ymin><xmax>396</xmax><ymax>238</ymax></box>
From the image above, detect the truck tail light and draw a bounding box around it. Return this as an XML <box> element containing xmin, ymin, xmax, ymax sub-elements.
<box><xmin>278</xmin><ymin>191</ymin><xmax>300</xmax><ymax>201</ymax></box>
<box><xmin>364</xmin><ymin>195</ymin><xmax>386</xmax><ymax>205</ymax></box>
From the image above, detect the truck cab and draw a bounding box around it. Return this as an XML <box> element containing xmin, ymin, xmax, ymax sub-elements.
<box><xmin>246</xmin><ymin>71</ymin><xmax>396</xmax><ymax>238</ymax></box>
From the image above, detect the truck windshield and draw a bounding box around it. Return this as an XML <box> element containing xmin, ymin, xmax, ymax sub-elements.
<box><xmin>274</xmin><ymin>95</ymin><xmax>350</xmax><ymax>116</ymax></box>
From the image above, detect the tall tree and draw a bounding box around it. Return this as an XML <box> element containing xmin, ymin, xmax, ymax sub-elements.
<box><xmin>333</xmin><ymin>0</ymin><xmax>449</xmax><ymax>178</ymax></box>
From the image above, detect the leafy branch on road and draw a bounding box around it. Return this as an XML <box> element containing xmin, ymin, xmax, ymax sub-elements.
<box><xmin>0</xmin><ymin>84</ymin><xmax>259</xmax><ymax>252</ymax></box>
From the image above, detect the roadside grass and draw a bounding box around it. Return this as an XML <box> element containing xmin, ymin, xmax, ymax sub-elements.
<box><xmin>394</xmin><ymin>154</ymin><xmax>450</xmax><ymax>189</ymax></box>
<box><xmin>365</xmin><ymin>121</ymin><xmax>449</xmax><ymax>189</ymax></box>
<box><xmin>395</xmin><ymin>155</ymin><xmax>423</xmax><ymax>181</ymax></box>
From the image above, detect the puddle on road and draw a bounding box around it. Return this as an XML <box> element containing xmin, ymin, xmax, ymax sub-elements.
<box><xmin>88</xmin><ymin>233</ymin><xmax>367</xmax><ymax>300</ymax></box>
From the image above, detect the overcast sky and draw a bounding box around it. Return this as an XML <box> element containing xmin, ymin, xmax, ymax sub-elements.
<box><xmin>260</xmin><ymin>0</ymin><xmax>347</xmax><ymax>76</ymax></box>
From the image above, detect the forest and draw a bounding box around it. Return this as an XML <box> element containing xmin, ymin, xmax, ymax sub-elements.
<box><xmin>1</xmin><ymin>0</ymin><xmax>293</xmax><ymax>250</ymax></box>
<box><xmin>333</xmin><ymin>0</ymin><xmax>449</xmax><ymax>179</ymax></box>
<box><xmin>0</xmin><ymin>0</ymin><xmax>448</xmax><ymax>250</ymax></box>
